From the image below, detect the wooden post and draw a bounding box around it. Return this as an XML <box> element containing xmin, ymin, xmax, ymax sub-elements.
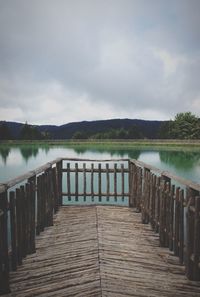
<box><xmin>75</xmin><ymin>163</ymin><xmax>78</xmax><ymax>201</ymax></box>
<box><xmin>67</xmin><ymin>163</ymin><xmax>71</xmax><ymax>201</ymax></box>
<box><xmin>186</xmin><ymin>187</ymin><xmax>198</xmax><ymax>279</ymax></box>
<box><xmin>39</xmin><ymin>175</ymin><xmax>45</xmax><ymax>232</ymax></box>
<box><xmin>25</xmin><ymin>182</ymin><xmax>31</xmax><ymax>254</ymax></box>
<box><xmin>10</xmin><ymin>191</ymin><xmax>17</xmax><ymax>271</ymax></box>
<box><xmin>169</xmin><ymin>185</ymin><xmax>175</xmax><ymax>251</ymax></box>
<box><xmin>179</xmin><ymin>189</ymin><xmax>184</xmax><ymax>265</ymax></box>
<box><xmin>91</xmin><ymin>163</ymin><xmax>94</xmax><ymax>202</ymax></box>
<box><xmin>155</xmin><ymin>176</ymin><xmax>160</xmax><ymax>233</ymax></box>
<box><xmin>36</xmin><ymin>175</ymin><xmax>41</xmax><ymax>235</ymax></box>
<box><xmin>56</xmin><ymin>160</ymin><xmax>62</xmax><ymax>206</ymax></box>
<box><xmin>114</xmin><ymin>163</ymin><xmax>117</xmax><ymax>202</ymax></box>
<box><xmin>98</xmin><ymin>163</ymin><xmax>101</xmax><ymax>202</ymax></box>
<box><xmin>174</xmin><ymin>187</ymin><xmax>180</xmax><ymax>256</ymax></box>
<box><xmin>52</xmin><ymin>167</ymin><xmax>59</xmax><ymax>212</ymax></box>
<box><xmin>159</xmin><ymin>175</ymin><xmax>170</xmax><ymax>247</ymax></box>
<box><xmin>121</xmin><ymin>164</ymin><xmax>125</xmax><ymax>201</ymax></box>
<box><xmin>150</xmin><ymin>174</ymin><xmax>156</xmax><ymax>229</ymax></box>
<box><xmin>193</xmin><ymin>196</ymin><xmax>200</xmax><ymax>280</ymax></box>
<box><xmin>142</xmin><ymin>168</ymin><xmax>150</xmax><ymax>224</ymax></box>
<box><xmin>47</xmin><ymin>169</ymin><xmax>53</xmax><ymax>227</ymax></box>
<box><xmin>83</xmin><ymin>163</ymin><xmax>86</xmax><ymax>202</ymax></box>
<box><xmin>20</xmin><ymin>186</ymin><xmax>26</xmax><ymax>258</ymax></box>
<box><xmin>0</xmin><ymin>190</ymin><xmax>10</xmax><ymax>294</ymax></box>
<box><xmin>16</xmin><ymin>188</ymin><xmax>22</xmax><ymax>265</ymax></box>
<box><xmin>138</xmin><ymin>167</ymin><xmax>143</xmax><ymax>212</ymax></box>
<box><xmin>28</xmin><ymin>175</ymin><xmax>36</xmax><ymax>254</ymax></box>
<box><xmin>106</xmin><ymin>163</ymin><xmax>109</xmax><ymax>202</ymax></box>
<box><xmin>128</xmin><ymin>161</ymin><xmax>133</xmax><ymax>207</ymax></box>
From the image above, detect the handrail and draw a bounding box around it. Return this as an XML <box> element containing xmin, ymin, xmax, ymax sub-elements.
<box><xmin>0</xmin><ymin>157</ymin><xmax>62</xmax><ymax>194</ymax></box>
<box><xmin>62</xmin><ymin>157</ymin><xmax>129</xmax><ymax>162</ymax></box>
<box><xmin>130</xmin><ymin>159</ymin><xmax>200</xmax><ymax>192</ymax></box>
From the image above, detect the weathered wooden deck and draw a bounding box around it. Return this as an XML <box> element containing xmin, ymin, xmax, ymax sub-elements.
<box><xmin>4</xmin><ymin>206</ymin><xmax>200</xmax><ymax>297</ymax></box>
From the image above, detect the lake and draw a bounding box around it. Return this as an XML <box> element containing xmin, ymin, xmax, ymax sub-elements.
<box><xmin>0</xmin><ymin>144</ymin><xmax>200</xmax><ymax>184</ymax></box>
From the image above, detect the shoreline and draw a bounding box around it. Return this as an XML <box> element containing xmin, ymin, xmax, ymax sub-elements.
<box><xmin>1</xmin><ymin>139</ymin><xmax>200</xmax><ymax>147</ymax></box>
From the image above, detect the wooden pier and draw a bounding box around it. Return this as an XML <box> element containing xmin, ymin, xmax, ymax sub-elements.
<box><xmin>0</xmin><ymin>158</ymin><xmax>200</xmax><ymax>296</ymax></box>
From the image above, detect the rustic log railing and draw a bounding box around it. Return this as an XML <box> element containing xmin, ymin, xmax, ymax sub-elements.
<box><xmin>0</xmin><ymin>157</ymin><xmax>200</xmax><ymax>294</ymax></box>
<box><xmin>61</xmin><ymin>158</ymin><xmax>129</xmax><ymax>203</ymax></box>
<box><xmin>129</xmin><ymin>159</ymin><xmax>200</xmax><ymax>281</ymax></box>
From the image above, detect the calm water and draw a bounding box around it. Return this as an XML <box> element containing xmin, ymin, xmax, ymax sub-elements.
<box><xmin>0</xmin><ymin>144</ymin><xmax>200</xmax><ymax>184</ymax></box>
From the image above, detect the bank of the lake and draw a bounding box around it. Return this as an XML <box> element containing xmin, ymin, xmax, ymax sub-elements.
<box><xmin>1</xmin><ymin>139</ymin><xmax>200</xmax><ymax>147</ymax></box>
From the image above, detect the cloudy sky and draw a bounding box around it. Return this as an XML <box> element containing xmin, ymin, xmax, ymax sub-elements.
<box><xmin>0</xmin><ymin>0</ymin><xmax>200</xmax><ymax>125</ymax></box>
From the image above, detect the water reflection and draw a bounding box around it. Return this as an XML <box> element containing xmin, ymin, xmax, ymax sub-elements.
<box><xmin>0</xmin><ymin>147</ymin><xmax>10</xmax><ymax>163</ymax></box>
<box><xmin>159</xmin><ymin>150</ymin><xmax>200</xmax><ymax>170</ymax></box>
<box><xmin>73</xmin><ymin>145</ymin><xmax>141</xmax><ymax>159</ymax></box>
<box><xmin>20</xmin><ymin>146</ymin><xmax>39</xmax><ymax>162</ymax></box>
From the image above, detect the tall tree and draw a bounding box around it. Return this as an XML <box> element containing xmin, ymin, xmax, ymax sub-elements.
<box><xmin>20</xmin><ymin>122</ymin><xmax>43</xmax><ymax>140</ymax></box>
<box><xmin>0</xmin><ymin>122</ymin><xmax>12</xmax><ymax>140</ymax></box>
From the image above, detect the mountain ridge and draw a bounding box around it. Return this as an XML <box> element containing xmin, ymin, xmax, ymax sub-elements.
<box><xmin>0</xmin><ymin>118</ymin><xmax>165</xmax><ymax>139</ymax></box>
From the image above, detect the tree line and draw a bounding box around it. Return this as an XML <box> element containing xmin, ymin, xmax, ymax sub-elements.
<box><xmin>158</xmin><ymin>112</ymin><xmax>200</xmax><ymax>139</ymax></box>
<box><xmin>72</xmin><ymin>112</ymin><xmax>200</xmax><ymax>140</ymax></box>
<box><xmin>0</xmin><ymin>112</ymin><xmax>200</xmax><ymax>140</ymax></box>
<box><xmin>0</xmin><ymin>122</ymin><xmax>50</xmax><ymax>140</ymax></box>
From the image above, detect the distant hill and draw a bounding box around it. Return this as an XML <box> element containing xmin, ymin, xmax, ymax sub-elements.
<box><xmin>0</xmin><ymin>119</ymin><xmax>165</xmax><ymax>139</ymax></box>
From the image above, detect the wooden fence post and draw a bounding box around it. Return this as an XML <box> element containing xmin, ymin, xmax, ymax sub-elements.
<box><xmin>193</xmin><ymin>196</ymin><xmax>200</xmax><ymax>280</ymax></box>
<box><xmin>186</xmin><ymin>187</ymin><xmax>199</xmax><ymax>279</ymax></box>
<box><xmin>56</xmin><ymin>160</ymin><xmax>62</xmax><ymax>206</ymax></box>
<box><xmin>142</xmin><ymin>168</ymin><xmax>150</xmax><ymax>224</ymax></box>
<box><xmin>129</xmin><ymin>161</ymin><xmax>134</xmax><ymax>207</ymax></box>
<box><xmin>0</xmin><ymin>190</ymin><xmax>10</xmax><ymax>294</ymax></box>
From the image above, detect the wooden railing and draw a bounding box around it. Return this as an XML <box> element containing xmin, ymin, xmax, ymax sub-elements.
<box><xmin>129</xmin><ymin>159</ymin><xmax>200</xmax><ymax>281</ymax></box>
<box><xmin>61</xmin><ymin>158</ymin><xmax>129</xmax><ymax>203</ymax></box>
<box><xmin>0</xmin><ymin>157</ymin><xmax>200</xmax><ymax>294</ymax></box>
<box><xmin>0</xmin><ymin>158</ymin><xmax>62</xmax><ymax>294</ymax></box>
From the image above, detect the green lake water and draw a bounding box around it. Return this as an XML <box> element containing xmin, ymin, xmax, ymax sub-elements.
<box><xmin>0</xmin><ymin>144</ymin><xmax>200</xmax><ymax>185</ymax></box>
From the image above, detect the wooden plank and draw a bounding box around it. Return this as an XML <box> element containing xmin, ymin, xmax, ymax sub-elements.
<box><xmin>7</xmin><ymin>206</ymin><xmax>200</xmax><ymax>297</ymax></box>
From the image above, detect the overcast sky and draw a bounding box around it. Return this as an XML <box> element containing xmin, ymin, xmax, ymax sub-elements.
<box><xmin>0</xmin><ymin>0</ymin><xmax>200</xmax><ymax>125</ymax></box>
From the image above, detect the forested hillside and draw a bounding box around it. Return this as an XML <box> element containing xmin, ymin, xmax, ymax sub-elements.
<box><xmin>0</xmin><ymin>113</ymin><xmax>199</xmax><ymax>140</ymax></box>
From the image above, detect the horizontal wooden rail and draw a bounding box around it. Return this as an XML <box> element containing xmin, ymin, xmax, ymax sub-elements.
<box><xmin>62</xmin><ymin>168</ymin><xmax>129</xmax><ymax>173</ymax></box>
<box><xmin>131</xmin><ymin>159</ymin><xmax>200</xmax><ymax>192</ymax></box>
<box><xmin>0</xmin><ymin>158</ymin><xmax>62</xmax><ymax>193</ymax></box>
<box><xmin>62</xmin><ymin>192</ymin><xmax>129</xmax><ymax>197</ymax></box>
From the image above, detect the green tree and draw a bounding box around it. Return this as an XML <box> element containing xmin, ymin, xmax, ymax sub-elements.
<box><xmin>20</xmin><ymin>122</ymin><xmax>43</xmax><ymax>140</ymax></box>
<box><xmin>158</xmin><ymin>121</ymin><xmax>174</xmax><ymax>139</ymax></box>
<box><xmin>0</xmin><ymin>122</ymin><xmax>12</xmax><ymax>140</ymax></box>
<box><xmin>172</xmin><ymin>112</ymin><xmax>200</xmax><ymax>139</ymax></box>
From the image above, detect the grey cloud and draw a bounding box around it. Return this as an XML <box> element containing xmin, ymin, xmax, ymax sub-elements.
<box><xmin>0</xmin><ymin>0</ymin><xmax>200</xmax><ymax>124</ymax></box>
